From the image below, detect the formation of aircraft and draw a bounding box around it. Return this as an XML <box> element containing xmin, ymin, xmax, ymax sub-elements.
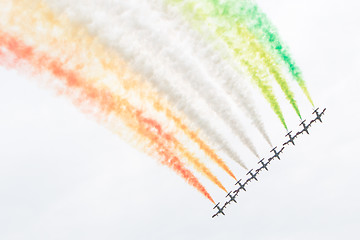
<box><xmin>211</xmin><ymin>107</ymin><xmax>326</xmax><ymax>218</ymax></box>
<box><xmin>298</xmin><ymin>107</ymin><xmax>327</xmax><ymax>135</ymax></box>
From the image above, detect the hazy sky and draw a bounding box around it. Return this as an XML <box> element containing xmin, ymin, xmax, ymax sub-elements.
<box><xmin>0</xmin><ymin>0</ymin><xmax>359</xmax><ymax>239</ymax></box>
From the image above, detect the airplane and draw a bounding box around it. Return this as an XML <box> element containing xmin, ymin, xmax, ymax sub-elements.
<box><xmin>212</xmin><ymin>202</ymin><xmax>226</xmax><ymax>218</ymax></box>
<box><xmin>283</xmin><ymin>131</ymin><xmax>296</xmax><ymax>146</ymax></box>
<box><xmin>225</xmin><ymin>191</ymin><xmax>237</xmax><ymax>204</ymax></box>
<box><xmin>246</xmin><ymin>169</ymin><xmax>258</xmax><ymax>182</ymax></box>
<box><xmin>312</xmin><ymin>107</ymin><xmax>326</xmax><ymax>123</ymax></box>
<box><xmin>257</xmin><ymin>158</ymin><xmax>269</xmax><ymax>171</ymax></box>
<box><xmin>270</xmin><ymin>146</ymin><xmax>285</xmax><ymax>160</ymax></box>
<box><xmin>234</xmin><ymin>179</ymin><xmax>247</xmax><ymax>192</ymax></box>
<box><xmin>299</xmin><ymin>119</ymin><xmax>311</xmax><ymax>135</ymax></box>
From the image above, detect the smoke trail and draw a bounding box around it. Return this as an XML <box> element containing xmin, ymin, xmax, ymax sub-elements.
<box><xmin>130</xmin><ymin>0</ymin><xmax>261</xmax><ymax>157</ymax></box>
<box><xmin>192</xmin><ymin>43</ymin><xmax>274</xmax><ymax>146</ymax></box>
<box><xmin>169</xmin><ymin>0</ymin><xmax>302</xmax><ymax>120</ymax></box>
<box><xmin>206</xmin><ymin>0</ymin><xmax>303</xmax><ymax>119</ymax></box>
<box><xmin>213</xmin><ymin>0</ymin><xmax>314</xmax><ymax>106</ymax></box>
<box><xmin>1</xmin><ymin>0</ymin><xmax>232</xmax><ymax>189</ymax></box>
<box><xmin>136</xmin><ymin>113</ymin><xmax>227</xmax><ymax>192</ymax></box>
<box><xmin>71</xmin><ymin>0</ymin><xmax>258</xmax><ymax>158</ymax></box>
<box><xmin>137</xmin><ymin>0</ymin><xmax>260</xmax><ymax>157</ymax></box>
<box><xmin>41</xmin><ymin>0</ymin><xmax>237</xmax><ymax>178</ymax></box>
<box><xmin>165</xmin><ymin>0</ymin><xmax>288</xmax><ymax>129</ymax></box>
<box><xmin>145</xmin><ymin>5</ymin><xmax>272</xmax><ymax>145</ymax></box>
<box><xmin>0</xmin><ymin>30</ymin><xmax>215</xmax><ymax>203</ymax></box>
<box><xmin>45</xmin><ymin>0</ymin><xmax>249</xmax><ymax>167</ymax></box>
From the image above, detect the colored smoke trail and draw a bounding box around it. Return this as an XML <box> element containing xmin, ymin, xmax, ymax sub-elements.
<box><xmin>170</xmin><ymin>0</ymin><xmax>302</xmax><ymax>120</ymax></box>
<box><xmin>0</xmin><ymin>0</ymin><xmax>314</xmax><ymax>205</ymax></box>
<box><xmin>166</xmin><ymin>112</ymin><xmax>237</xmax><ymax>180</ymax></box>
<box><xmin>42</xmin><ymin>0</ymin><xmax>237</xmax><ymax>179</ymax></box>
<box><xmin>136</xmin><ymin>113</ymin><xmax>227</xmax><ymax>192</ymax></box>
<box><xmin>48</xmin><ymin>0</ymin><xmax>248</xmax><ymax>168</ymax></box>
<box><xmin>206</xmin><ymin>0</ymin><xmax>303</xmax><ymax>119</ymax></box>
<box><xmin>147</xmin><ymin>6</ymin><xmax>273</xmax><ymax>145</ymax></box>
<box><xmin>0</xmin><ymin>30</ymin><xmax>215</xmax><ymax>203</ymax></box>
<box><xmin>93</xmin><ymin>0</ymin><xmax>260</xmax><ymax>158</ymax></box>
<box><xmin>129</xmin><ymin>0</ymin><xmax>260</xmax><ymax>157</ymax></box>
<box><xmin>165</xmin><ymin>0</ymin><xmax>289</xmax><ymax>129</ymax></box>
<box><xmin>244</xmin><ymin>62</ymin><xmax>288</xmax><ymax>130</ymax></box>
<box><xmin>1</xmin><ymin>0</ymin><xmax>231</xmax><ymax>189</ymax></box>
<box><xmin>214</xmin><ymin>0</ymin><xmax>314</xmax><ymax>106</ymax></box>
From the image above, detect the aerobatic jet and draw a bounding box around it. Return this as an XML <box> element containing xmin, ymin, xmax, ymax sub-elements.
<box><xmin>212</xmin><ymin>202</ymin><xmax>226</xmax><ymax>218</ymax></box>
<box><xmin>234</xmin><ymin>179</ymin><xmax>247</xmax><ymax>192</ymax></box>
<box><xmin>270</xmin><ymin>146</ymin><xmax>285</xmax><ymax>160</ymax></box>
<box><xmin>246</xmin><ymin>169</ymin><xmax>258</xmax><ymax>182</ymax></box>
<box><xmin>283</xmin><ymin>131</ymin><xmax>296</xmax><ymax>146</ymax></box>
<box><xmin>299</xmin><ymin>120</ymin><xmax>311</xmax><ymax>135</ymax></box>
<box><xmin>225</xmin><ymin>191</ymin><xmax>237</xmax><ymax>204</ymax></box>
<box><xmin>257</xmin><ymin>158</ymin><xmax>269</xmax><ymax>171</ymax></box>
<box><xmin>312</xmin><ymin>107</ymin><xmax>326</xmax><ymax>123</ymax></box>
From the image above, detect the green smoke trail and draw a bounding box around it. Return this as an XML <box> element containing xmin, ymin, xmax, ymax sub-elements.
<box><xmin>209</xmin><ymin>0</ymin><xmax>314</xmax><ymax>106</ymax></box>
<box><xmin>244</xmin><ymin>61</ymin><xmax>288</xmax><ymax>130</ymax></box>
<box><xmin>166</xmin><ymin>0</ymin><xmax>290</xmax><ymax>128</ymax></box>
<box><xmin>234</xmin><ymin>24</ymin><xmax>302</xmax><ymax>119</ymax></box>
<box><xmin>208</xmin><ymin>0</ymin><xmax>302</xmax><ymax>119</ymax></box>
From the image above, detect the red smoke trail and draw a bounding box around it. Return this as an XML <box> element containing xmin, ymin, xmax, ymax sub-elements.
<box><xmin>0</xmin><ymin>31</ymin><xmax>215</xmax><ymax>203</ymax></box>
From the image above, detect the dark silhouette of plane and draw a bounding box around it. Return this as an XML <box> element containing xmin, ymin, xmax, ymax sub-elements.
<box><xmin>234</xmin><ymin>179</ymin><xmax>247</xmax><ymax>193</ymax></box>
<box><xmin>283</xmin><ymin>131</ymin><xmax>296</xmax><ymax>146</ymax></box>
<box><xmin>225</xmin><ymin>191</ymin><xmax>237</xmax><ymax>204</ymax></box>
<box><xmin>246</xmin><ymin>169</ymin><xmax>258</xmax><ymax>182</ymax></box>
<box><xmin>312</xmin><ymin>107</ymin><xmax>326</xmax><ymax>123</ymax></box>
<box><xmin>257</xmin><ymin>158</ymin><xmax>269</xmax><ymax>171</ymax></box>
<box><xmin>299</xmin><ymin>120</ymin><xmax>311</xmax><ymax>135</ymax></box>
<box><xmin>270</xmin><ymin>146</ymin><xmax>285</xmax><ymax>160</ymax></box>
<box><xmin>212</xmin><ymin>202</ymin><xmax>226</xmax><ymax>218</ymax></box>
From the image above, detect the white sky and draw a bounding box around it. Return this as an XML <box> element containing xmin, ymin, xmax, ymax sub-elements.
<box><xmin>0</xmin><ymin>0</ymin><xmax>359</xmax><ymax>239</ymax></box>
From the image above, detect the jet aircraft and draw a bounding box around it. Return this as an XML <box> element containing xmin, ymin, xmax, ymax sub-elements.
<box><xmin>257</xmin><ymin>158</ymin><xmax>269</xmax><ymax>171</ymax></box>
<box><xmin>283</xmin><ymin>131</ymin><xmax>296</xmax><ymax>146</ymax></box>
<box><xmin>246</xmin><ymin>169</ymin><xmax>258</xmax><ymax>182</ymax></box>
<box><xmin>270</xmin><ymin>146</ymin><xmax>285</xmax><ymax>160</ymax></box>
<box><xmin>234</xmin><ymin>179</ymin><xmax>247</xmax><ymax>192</ymax></box>
<box><xmin>299</xmin><ymin>120</ymin><xmax>311</xmax><ymax>135</ymax></box>
<box><xmin>312</xmin><ymin>107</ymin><xmax>326</xmax><ymax>123</ymax></box>
<box><xmin>225</xmin><ymin>191</ymin><xmax>237</xmax><ymax>204</ymax></box>
<box><xmin>212</xmin><ymin>202</ymin><xmax>226</xmax><ymax>218</ymax></box>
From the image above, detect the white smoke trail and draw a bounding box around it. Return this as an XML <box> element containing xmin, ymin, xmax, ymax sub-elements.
<box><xmin>45</xmin><ymin>0</ymin><xmax>249</xmax><ymax>166</ymax></box>
<box><xmin>183</xmin><ymin>30</ymin><xmax>273</xmax><ymax>146</ymax></box>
